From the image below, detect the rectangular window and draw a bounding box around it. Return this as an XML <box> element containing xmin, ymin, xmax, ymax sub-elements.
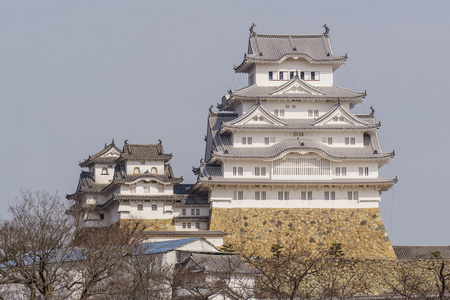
<box><xmin>187</xmin><ymin>223</ymin><xmax>191</xmax><ymax>229</ymax></box>
<box><xmin>328</xmin><ymin>137</ymin><xmax>333</xmax><ymax>145</ymax></box>
<box><xmin>191</xmin><ymin>209</ymin><xmax>195</xmax><ymax>215</ymax></box>
<box><xmin>278</xmin><ymin>191</ymin><xmax>289</xmax><ymax>200</ymax></box>
<box><xmin>359</xmin><ymin>167</ymin><xmax>369</xmax><ymax>176</ymax></box>
<box><xmin>233</xmin><ymin>191</ymin><xmax>244</xmax><ymax>200</ymax></box>
<box><xmin>195</xmin><ymin>223</ymin><xmax>200</xmax><ymax>229</ymax></box>
<box><xmin>274</xmin><ymin>109</ymin><xmax>279</xmax><ymax>116</ymax></box>
<box><xmin>196</xmin><ymin>209</ymin><xmax>200</xmax><ymax>215</ymax></box>
<box><xmin>291</xmin><ymin>104</ymin><xmax>296</xmax><ymax>108</ymax></box>
<box><xmin>325</xmin><ymin>191</ymin><xmax>336</xmax><ymax>200</ymax></box>
<box><xmin>290</xmin><ymin>71</ymin><xmax>295</xmax><ymax>79</ymax></box>
<box><xmin>269</xmin><ymin>71</ymin><xmax>273</xmax><ymax>80</ymax></box>
<box><xmin>301</xmin><ymin>191</ymin><xmax>312</xmax><ymax>200</ymax></box>
<box><xmin>261</xmin><ymin>167</ymin><xmax>266</xmax><ymax>176</ymax></box>
<box><xmin>241</xmin><ymin>137</ymin><xmax>246</xmax><ymax>145</ymax></box>
<box><xmin>345</xmin><ymin>137</ymin><xmax>349</xmax><ymax>145</ymax></box>
<box><xmin>348</xmin><ymin>191</ymin><xmax>353</xmax><ymax>200</ymax></box>
<box><xmin>152</xmin><ymin>204</ymin><xmax>157</xmax><ymax>211</ymax></box>
<box><xmin>265</xmin><ymin>137</ymin><xmax>270</xmax><ymax>145</ymax></box>
<box><xmin>100</xmin><ymin>214</ymin><xmax>104</xmax><ymax>220</ymax></box>
<box><xmin>279</xmin><ymin>110</ymin><xmax>285</xmax><ymax>117</ymax></box>
<box><xmin>259</xmin><ymin>116</ymin><xmax>263</xmax><ymax>121</ymax></box>
<box><xmin>308</xmin><ymin>110</ymin><xmax>319</xmax><ymax>117</ymax></box>
<box><xmin>261</xmin><ymin>191</ymin><xmax>266</xmax><ymax>200</ymax></box>
<box><xmin>354</xmin><ymin>191</ymin><xmax>359</xmax><ymax>200</ymax></box>
<box><xmin>351</xmin><ymin>137</ymin><xmax>355</xmax><ymax>145</ymax></box>
<box><xmin>300</xmin><ymin>71</ymin><xmax>305</xmax><ymax>80</ymax></box>
<box><xmin>255</xmin><ymin>167</ymin><xmax>260</xmax><ymax>176</ymax></box>
<box><xmin>182</xmin><ymin>209</ymin><xmax>186</xmax><ymax>215</ymax></box>
<box><xmin>311</xmin><ymin>72</ymin><xmax>315</xmax><ymax>80</ymax></box>
<box><xmin>293</xmin><ymin>132</ymin><xmax>304</xmax><ymax>136</ymax></box>
<box><xmin>279</xmin><ymin>71</ymin><xmax>284</xmax><ymax>80</ymax></box>
<box><xmin>233</xmin><ymin>167</ymin><xmax>243</xmax><ymax>176</ymax></box>
<box><xmin>342</xmin><ymin>167</ymin><xmax>347</xmax><ymax>176</ymax></box>
<box><xmin>253</xmin><ymin>116</ymin><xmax>258</xmax><ymax>121</ymax></box>
<box><xmin>137</xmin><ymin>204</ymin><xmax>143</xmax><ymax>211</ymax></box>
<box><xmin>270</xmin><ymin>137</ymin><xmax>276</xmax><ymax>143</ymax></box>
<box><xmin>285</xmin><ymin>104</ymin><xmax>290</xmax><ymax>108</ymax></box>
<box><xmin>336</xmin><ymin>167</ymin><xmax>341</xmax><ymax>176</ymax></box>
<box><xmin>247</xmin><ymin>137</ymin><xmax>252</xmax><ymax>145</ymax></box>
<box><xmin>255</xmin><ymin>191</ymin><xmax>260</xmax><ymax>200</ymax></box>
<box><xmin>182</xmin><ymin>223</ymin><xmax>186</xmax><ymax>228</ymax></box>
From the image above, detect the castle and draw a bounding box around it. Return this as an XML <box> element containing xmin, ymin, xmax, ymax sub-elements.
<box><xmin>68</xmin><ymin>25</ymin><xmax>397</xmax><ymax>258</ymax></box>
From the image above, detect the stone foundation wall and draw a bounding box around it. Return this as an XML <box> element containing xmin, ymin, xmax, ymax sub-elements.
<box><xmin>120</xmin><ymin>218</ymin><xmax>175</xmax><ymax>231</ymax></box>
<box><xmin>209</xmin><ymin>207</ymin><xmax>396</xmax><ymax>258</ymax></box>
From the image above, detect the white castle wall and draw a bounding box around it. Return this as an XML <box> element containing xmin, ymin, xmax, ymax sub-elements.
<box><xmin>240</xmin><ymin>101</ymin><xmax>351</xmax><ymax>117</ymax></box>
<box><xmin>254</xmin><ymin>61</ymin><xmax>333</xmax><ymax>87</ymax></box>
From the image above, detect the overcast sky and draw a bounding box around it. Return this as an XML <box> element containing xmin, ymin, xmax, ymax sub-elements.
<box><xmin>1</xmin><ymin>1</ymin><xmax>449</xmax><ymax>246</ymax></box>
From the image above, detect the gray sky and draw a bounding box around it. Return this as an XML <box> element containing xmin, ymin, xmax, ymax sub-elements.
<box><xmin>1</xmin><ymin>0</ymin><xmax>449</xmax><ymax>246</ymax></box>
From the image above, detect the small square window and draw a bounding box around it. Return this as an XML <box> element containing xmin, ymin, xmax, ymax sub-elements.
<box><xmin>291</xmin><ymin>104</ymin><xmax>296</xmax><ymax>108</ymax></box>
<box><xmin>152</xmin><ymin>204</ymin><xmax>157</xmax><ymax>211</ymax></box>
<box><xmin>195</xmin><ymin>223</ymin><xmax>200</xmax><ymax>229</ymax></box>
<box><xmin>258</xmin><ymin>116</ymin><xmax>264</xmax><ymax>121</ymax></box>
<box><xmin>269</xmin><ymin>71</ymin><xmax>273</xmax><ymax>80</ymax></box>
<box><xmin>264</xmin><ymin>137</ymin><xmax>269</xmax><ymax>145</ymax></box>
<box><xmin>196</xmin><ymin>209</ymin><xmax>200</xmax><ymax>215</ymax></box>
<box><xmin>253</xmin><ymin>116</ymin><xmax>258</xmax><ymax>121</ymax></box>
<box><xmin>182</xmin><ymin>223</ymin><xmax>186</xmax><ymax>228</ymax></box>
<box><xmin>137</xmin><ymin>204</ymin><xmax>143</xmax><ymax>211</ymax></box>
<box><xmin>100</xmin><ymin>214</ymin><xmax>104</xmax><ymax>220</ymax></box>
<box><xmin>187</xmin><ymin>223</ymin><xmax>191</xmax><ymax>229</ymax></box>
<box><xmin>182</xmin><ymin>209</ymin><xmax>186</xmax><ymax>215</ymax></box>
<box><xmin>285</xmin><ymin>104</ymin><xmax>290</xmax><ymax>108</ymax></box>
<box><xmin>241</xmin><ymin>137</ymin><xmax>246</xmax><ymax>145</ymax></box>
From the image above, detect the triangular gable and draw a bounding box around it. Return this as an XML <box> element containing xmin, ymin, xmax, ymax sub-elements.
<box><xmin>99</xmin><ymin>146</ymin><xmax>121</xmax><ymax>158</ymax></box>
<box><xmin>270</xmin><ymin>76</ymin><xmax>324</xmax><ymax>96</ymax></box>
<box><xmin>312</xmin><ymin>104</ymin><xmax>372</xmax><ymax>126</ymax></box>
<box><xmin>223</xmin><ymin>102</ymin><xmax>287</xmax><ymax>127</ymax></box>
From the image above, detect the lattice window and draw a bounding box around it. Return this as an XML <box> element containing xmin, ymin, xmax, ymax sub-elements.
<box><xmin>273</xmin><ymin>157</ymin><xmax>330</xmax><ymax>176</ymax></box>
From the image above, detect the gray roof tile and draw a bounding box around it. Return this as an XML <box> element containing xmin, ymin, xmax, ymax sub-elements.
<box><xmin>117</xmin><ymin>143</ymin><xmax>172</xmax><ymax>162</ymax></box>
<box><xmin>180</xmin><ymin>253</ymin><xmax>255</xmax><ymax>275</ymax></box>
<box><xmin>79</xmin><ymin>142</ymin><xmax>121</xmax><ymax>167</ymax></box>
<box><xmin>393</xmin><ymin>246</ymin><xmax>450</xmax><ymax>260</ymax></box>
<box><xmin>235</xmin><ymin>33</ymin><xmax>346</xmax><ymax>72</ymax></box>
<box><xmin>230</xmin><ymin>83</ymin><xmax>365</xmax><ymax>100</ymax></box>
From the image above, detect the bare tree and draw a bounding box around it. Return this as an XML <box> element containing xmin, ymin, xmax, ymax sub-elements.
<box><xmin>0</xmin><ymin>190</ymin><xmax>78</xmax><ymax>300</ymax></box>
<box><xmin>426</xmin><ymin>252</ymin><xmax>450</xmax><ymax>300</ymax></box>
<box><xmin>241</xmin><ymin>244</ymin><xmax>326</xmax><ymax>299</ymax></box>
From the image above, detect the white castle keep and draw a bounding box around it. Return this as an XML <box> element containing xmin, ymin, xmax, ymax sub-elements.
<box><xmin>68</xmin><ymin>25</ymin><xmax>397</xmax><ymax>254</ymax></box>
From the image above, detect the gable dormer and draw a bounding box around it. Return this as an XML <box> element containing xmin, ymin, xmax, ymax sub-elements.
<box><xmin>221</xmin><ymin>102</ymin><xmax>287</xmax><ymax>130</ymax></box>
<box><xmin>312</xmin><ymin>103</ymin><xmax>372</xmax><ymax>127</ymax></box>
<box><xmin>270</xmin><ymin>76</ymin><xmax>325</xmax><ymax>96</ymax></box>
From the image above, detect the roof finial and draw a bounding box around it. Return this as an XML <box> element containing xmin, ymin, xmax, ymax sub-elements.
<box><xmin>209</xmin><ymin>105</ymin><xmax>214</xmax><ymax>114</ymax></box>
<box><xmin>295</xmin><ymin>70</ymin><xmax>299</xmax><ymax>77</ymax></box>
<box><xmin>158</xmin><ymin>139</ymin><xmax>162</xmax><ymax>145</ymax></box>
<box><xmin>124</xmin><ymin>139</ymin><xmax>128</xmax><ymax>145</ymax></box>
<box><xmin>323</xmin><ymin>23</ymin><xmax>330</xmax><ymax>37</ymax></box>
<box><xmin>249</xmin><ymin>23</ymin><xmax>257</xmax><ymax>37</ymax></box>
<box><xmin>256</xmin><ymin>98</ymin><xmax>261</xmax><ymax>106</ymax></box>
<box><xmin>369</xmin><ymin>106</ymin><xmax>375</xmax><ymax>115</ymax></box>
<box><xmin>104</xmin><ymin>142</ymin><xmax>107</xmax><ymax>148</ymax></box>
<box><xmin>111</xmin><ymin>138</ymin><xmax>115</xmax><ymax>146</ymax></box>
<box><xmin>200</xmin><ymin>158</ymin><xmax>203</xmax><ymax>164</ymax></box>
